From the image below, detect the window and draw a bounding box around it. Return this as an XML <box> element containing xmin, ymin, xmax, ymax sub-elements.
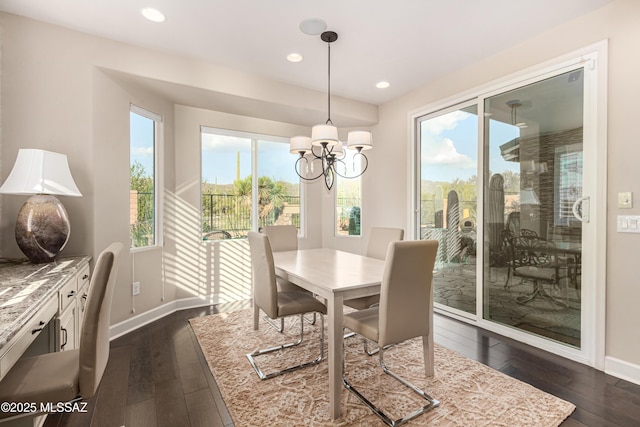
<box><xmin>129</xmin><ymin>106</ymin><xmax>161</xmax><ymax>249</ymax></box>
<box><xmin>335</xmin><ymin>148</ymin><xmax>362</xmax><ymax>236</ymax></box>
<box><xmin>201</xmin><ymin>128</ymin><xmax>300</xmax><ymax>240</ymax></box>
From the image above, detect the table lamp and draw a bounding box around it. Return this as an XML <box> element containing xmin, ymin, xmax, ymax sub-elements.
<box><xmin>0</xmin><ymin>149</ymin><xmax>82</xmax><ymax>263</ymax></box>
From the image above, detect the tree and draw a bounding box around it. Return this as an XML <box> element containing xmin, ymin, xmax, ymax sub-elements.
<box><xmin>233</xmin><ymin>175</ymin><xmax>288</xmax><ymax>227</ymax></box>
<box><xmin>130</xmin><ymin>161</ymin><xmax>154</xmax><ymax>247</ymax></box>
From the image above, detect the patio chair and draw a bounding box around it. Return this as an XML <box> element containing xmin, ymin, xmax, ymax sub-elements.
<box><xmin>504</xmin><ymin>234</ymin><xmax>568</xmax><ymax>307</ymax></box>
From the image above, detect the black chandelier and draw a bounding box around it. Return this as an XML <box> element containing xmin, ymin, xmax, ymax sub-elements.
<box><xmin>289</xmin><ymin>31</ymin><xmax>373</xmax><ymax>191</ymax></box>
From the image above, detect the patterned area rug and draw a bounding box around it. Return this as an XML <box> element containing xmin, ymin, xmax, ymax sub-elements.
<box><xmin>189</xmin><ymin>310</ymin><xmax>575</xmax><ymax>426</ymax></box>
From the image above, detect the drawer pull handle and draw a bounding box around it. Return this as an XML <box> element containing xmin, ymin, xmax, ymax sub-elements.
<box><xmin>67</xmin><ymin>290</ymin><xmax>76</xmax><ymax>298</ymax></box>
<box><xmin>82</xmin><ymin>274</ymin><xmax>89</xmax><ymax>280</ymax></box>
<box><xmin>32</xmin><ymin>321</ymin><xmax>45</xmax><ymax>334</ymax></box>
<box><xmin>61</xmin><ymin>327</ymin><xmax>68</xmax><ymax>349</ymax></box>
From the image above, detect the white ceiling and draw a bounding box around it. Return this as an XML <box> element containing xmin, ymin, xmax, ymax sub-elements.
<box><xmin>0</xmin><ymin>0</ymin><xmax>614</xmax><ymax>106</ymax></box>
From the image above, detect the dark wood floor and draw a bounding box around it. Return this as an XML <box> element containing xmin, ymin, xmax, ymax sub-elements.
<box><xmin>44</xmin><ymin>300</ymin><xmax>640</xmax><ymax>427</ymax></box>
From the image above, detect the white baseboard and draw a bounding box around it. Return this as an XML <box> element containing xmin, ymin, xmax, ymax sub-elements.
<box><xmin>109</xmin><ymin>294</ymin><xmax>222</xmax><ymax>340</ymax></box>
<box><xmin>605</xmin><ymin>356</ymin><xmax>640</xmax><ymax>386</ymax></box>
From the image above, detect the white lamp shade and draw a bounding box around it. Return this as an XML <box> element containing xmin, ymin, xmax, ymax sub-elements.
<box><xmin>347</xmin><ymin>130</ymin><xmax>373</xmax><ymax>150</ymax></box>
<box><xmin>520</xmin><ymin>188</ymin><xmax>540</xmax><ymax>205</ymax></box>
<box><xmin>331</xmin><ymin>140</ymin><xmax>345</xmax><ymax>156</ymax></box>
<box><xmin>311</xmin><ymin>124</ymin><xmax>339</xmax><ymax>146</ymax></box>
<box><xmin>0</xmin><ymin>149</ymin><xmax>82</xmax><ymax>196</ymax></box>
<box><xmin>289</xmin><ymin>136</ymin><xmax>312</xmax><ymax>154</ymax></box>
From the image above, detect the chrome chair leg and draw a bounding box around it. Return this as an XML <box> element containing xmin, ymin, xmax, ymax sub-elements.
<box><xmin>247</xmin><ymin>313</ymin><xmax>324</xmax><ymax>380</ymax></box>
<box><xmin>363</xmin><ymin>339</ymin><xmax>380</xmax><ymax>356</ymax></box>
<box><xmin>342</xmin><ymin>338</ymin><xmax>439</xmax><ymax>426</ymax></box>
<box><xmin>263</xmin><ymin>312</ymin><xmax>316</xmax><ymax>333</ymax></box>
<box><xmin>263</xmin><ymin>315</ymin><xmax>285</xmax><ymax>333</ymax></box>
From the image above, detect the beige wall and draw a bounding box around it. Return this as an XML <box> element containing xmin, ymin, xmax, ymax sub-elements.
<box><xmin>0</xmin><ymin>12</ymin><xmax>359</xmax><ymax>325</ymax></box>
<box><xmin>2</xmin><ymin>0</ymin><xmax>640</xmax><ymax>381</ymax></box>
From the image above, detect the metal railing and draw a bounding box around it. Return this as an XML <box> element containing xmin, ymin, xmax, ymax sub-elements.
<box><xmin>201</xmin><ymin>194</ymin><xmax>302</xmax><ymax>239</ymax></box>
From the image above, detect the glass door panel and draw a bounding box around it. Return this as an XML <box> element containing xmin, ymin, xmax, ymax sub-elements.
<box><xmin>483</xmin><ymin>69</ymin><xmax>584</xmax><ymax>347</ymax></box>
<box><xmin>419</xmin><ymin>104</ymin><xmax>478</xmax><ymax>315</ymax></box>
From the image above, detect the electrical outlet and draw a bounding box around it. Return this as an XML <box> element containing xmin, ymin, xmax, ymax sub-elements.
<box><xmin>618</xmin><ymin>192</ymin><xmax>633</xmax><ymax>209</ymax></box>
<box><xmin>132</xmin><ymin>281</ymin><xmax>141</xmax><ymax>296</ymax></box>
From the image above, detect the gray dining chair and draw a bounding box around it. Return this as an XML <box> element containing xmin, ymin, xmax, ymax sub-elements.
<box><xmin>344</xmin><ymin>227</ymin><xmax>404</xmax><ymax>311</ymax></box>
<box><xmin>0</xmin><ymin>242</ymin><xmax>123</xmax><ymax>421</ymax></box>
<box><xmin>344</xmin><ymin>227</ymin><xmax>404</xmax><ymax>355</ymax></box>
<box><xmin>246</xmin><ymin>232</ymin><xmax>327</xmax><ymax>380</ymax></box>
<box><xmin>342</xmin><ymin>239</ymin><xmax>440</xmax><ymax>426</ymax></box>
<box><xmin>262</xmin><ymin>225</ymin><xmax>316</xmax><ymax>332</ymax></box>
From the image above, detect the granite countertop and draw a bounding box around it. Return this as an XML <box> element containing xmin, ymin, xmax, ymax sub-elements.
<box><xmin>0</xmin><ymin>256</ymin><xmax>90</xmax><ymax>352</ymax></box>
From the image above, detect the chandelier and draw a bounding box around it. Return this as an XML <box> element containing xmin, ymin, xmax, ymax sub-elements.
<box><xmin>289</xmin><ymin>31</ymin><xmax>373</xmax><ymax>191</ymax></box>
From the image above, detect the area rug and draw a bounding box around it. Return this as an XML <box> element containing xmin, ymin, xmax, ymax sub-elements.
<box><xmin>189</xmin><ymin>310</ymin><xmax>575</xmax><ymax>426</ymax></box>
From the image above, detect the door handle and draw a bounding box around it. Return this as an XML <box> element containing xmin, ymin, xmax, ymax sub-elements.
<box><xmin>572</xmin><ymin>195</ymin><xmax>590</xmax><ymax>223</ymax></box>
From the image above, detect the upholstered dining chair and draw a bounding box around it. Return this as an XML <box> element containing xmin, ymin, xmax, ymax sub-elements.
<box><xmin>344</xmin><ymin>227</ymin><xmax>404</xmax><ymax>311</ymax></box>
<box><xmin>246</xmin><ymin>232</ymin><xmax>327</xmax><ymax>380</ymax></box>
<box><xmin>262</xmin><ymin>225</ymin><xmax>316</xmax><ymax>332</ymax></box>
<box><xmin>0</xmin><ymin>242</ymin><xmax>123</xmax><ymax>421</ymax></box>
<box><xmin>342</xmin><ymin>240</ymin><xmax>440</xmax><ymax>426</ymax></box>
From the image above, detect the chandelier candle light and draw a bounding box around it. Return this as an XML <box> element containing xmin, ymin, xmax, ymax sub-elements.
<box><xmin>290</xmin><ymin>31</ymin><xmax>373</xmax><ymax>191</ymax></box>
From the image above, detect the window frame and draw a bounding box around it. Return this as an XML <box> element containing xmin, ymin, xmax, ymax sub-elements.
<box><xmin>129</xmin><ymin>104</ymin><xmax>163</xmax><ymax>252</ymax></box>
<box><xmin>200</xmin><ymin>126</ymin><xmax>303</xmax><ymax>241</ymax></box>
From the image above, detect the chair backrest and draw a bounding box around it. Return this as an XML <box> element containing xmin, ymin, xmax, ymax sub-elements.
<box><xmin>512</xmin><ymin>235</ymin><xmax>557</xmax><ymax>268</ymax></box>
<box><xmin>78</xmin><ymin>242</ymin><xmax>123</xmax><ymax>399</ymax></box>
<box><xmin>366</xmin><ymin>227</ymin><xmax>405</xmax><ymax>260</ymax></box>
<box><xmin>262</xmin><ymin>225</ymin><xmax>298</xmax><ymax>252</ymax></box>
<box><xmin>378</xmin><ymin>240</ymin><xmax>438</xmax><ymax>348</ymax></box>
<box><xmin>248</xmin><ymin>232</ymin><xmax>278</xmax><ymax>319</ymax></box>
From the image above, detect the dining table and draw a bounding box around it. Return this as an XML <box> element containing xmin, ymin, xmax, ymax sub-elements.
<box><xmin>255</xmin><ymin>248</ymin><xmax>386</xmax><ymax>420</ymax></box>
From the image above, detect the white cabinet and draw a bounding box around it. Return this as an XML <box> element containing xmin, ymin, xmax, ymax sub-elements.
<box><xmin>75</xmin><ymin>265</ymin><xmax>90</xmax><ymax>347</ymax></box>
<box><xmin>55</xmin><ymin>262</ymin><xmax>91</xmax><ymax>351</ymax></box>
<box><xmin>58</xmin><ymin>303</ymin><xmax>75</xmax><ymax>351</ymax></box>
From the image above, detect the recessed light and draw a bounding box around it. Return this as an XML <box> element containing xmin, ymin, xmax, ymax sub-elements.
<box><xmin>376</xmin><ymin>81</ymin><xmax>390</xmax><ymax>89</ymax></box>
<box><xmin>287</xmin><ymin>53</ymin><xmax>303</xmax><ymax>63</ymax></box>
<box><xmin>142</xmin><ymin>8</ymin><xmax>166</xmax><ymax>23</ymax></box>
<box><xmin>299</xmin><ymin>18</ymin><xmax>327</xmax><ymax>35</ymax></box>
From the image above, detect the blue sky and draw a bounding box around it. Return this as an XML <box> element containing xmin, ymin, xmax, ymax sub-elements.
<box><xmin>131</xmin><ymin>110</ymin><xmax>521</xmax><ymax>185</ymax></box>
<box><xmin>421</xmin><ymin>109</ymin><xmax>520</xmax><ymax>182</ymax></box>
<box><xmin>201</xmin><ymin>133</ymin><xmax>298</xmax><ymax>185</ymax></box>
<box><xmin>130</xmin><ymin>112</ymin><xmax>155</xmax><ymax>176</ymax></box>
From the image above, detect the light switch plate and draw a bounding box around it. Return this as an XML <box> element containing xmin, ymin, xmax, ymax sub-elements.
<box><xmin>618</xmin><ymin>192</ymin><xmax>633</xmax><ymax>209</ymax></box>
<box><xmin>617</xmin><ymin>215</ymin><xmax>640</xmax><ymax>233</ymax></box>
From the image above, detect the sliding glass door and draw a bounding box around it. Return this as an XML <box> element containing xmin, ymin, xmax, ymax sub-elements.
<box><xmin>483</xmin><ymin>70</ymin><xmax>584</xmax><ymax>347</ymax></box>
<box><xmin>417</xmin><ymin>103</ymin><xmax>478</xmax><ymax>316</ymax></box>
<box><xmin>414</xmin><ymin>47</ymin><xmax>605</xmax><ymax>364</ymax></box>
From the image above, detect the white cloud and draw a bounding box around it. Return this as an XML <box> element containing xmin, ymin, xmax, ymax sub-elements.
<box><xmin>423</xmin><ymin>110</ymin><xmax>471</xmax><ymax>136</ymax></box>
<box><xmin>423</xmin><ymin>138</ymin><xmax>475</xmax><ymax>168</ymax></box>
<box><xmin>202</xmin><ymin>134</ymin><xmax>249</xmax><ymax>152</ymax></box>
<box><xmin>131</xmin><ymin>146</ymin><xmax>153</xmax><ymax>157</ymax></box>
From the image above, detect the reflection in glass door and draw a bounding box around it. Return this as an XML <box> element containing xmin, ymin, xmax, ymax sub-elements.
<box><xmin>483</xmin><ymin>69</ymin><xmax>584</xmax><ymax>347</ymax></box>
<box><xmin>418</xmin><ymin>104</ymin><xmax>478</xmax><ymax>315</ymax></box>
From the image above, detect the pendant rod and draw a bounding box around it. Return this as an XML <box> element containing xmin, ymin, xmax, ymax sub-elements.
<box><xmin>327</xmin><ymin>41</ymin><xmax>331</xmax><ymax>124</ymax></box>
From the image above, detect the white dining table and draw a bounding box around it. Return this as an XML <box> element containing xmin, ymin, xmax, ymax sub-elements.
<box><xmin>255</xmin><ymin>248</ymin><xmax>386</xmax><ymax>420</ymax></box>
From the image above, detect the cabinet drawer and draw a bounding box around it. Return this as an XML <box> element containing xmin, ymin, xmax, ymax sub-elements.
<box><xmin>77</xmin><ymin>264</ymin><xmax>90</xmax><ymax>291</ymax></box>
<box><xmin>59</xmin><ymin>277</ymin><xmax>77</xmax><ymax>313</ymax></box>
<box><xmin>0</xmin><ymin>297</ymin><xmax>58</xmax><ymax>379</ymax></box>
